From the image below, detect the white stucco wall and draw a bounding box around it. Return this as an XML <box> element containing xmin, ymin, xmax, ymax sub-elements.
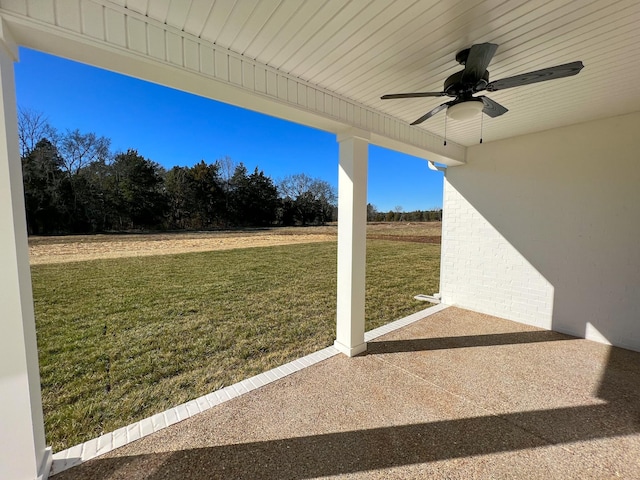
<box><xmin>440</xmin><ymin>111</ymin><xmax>640</xmax><ymax>351</ymax></box>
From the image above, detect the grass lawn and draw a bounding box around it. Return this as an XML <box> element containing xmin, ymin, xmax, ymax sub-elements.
<box><xmin>32</xmin><ymin>239</ymin><xmax>440</xmax><ymax>451</ymax></box>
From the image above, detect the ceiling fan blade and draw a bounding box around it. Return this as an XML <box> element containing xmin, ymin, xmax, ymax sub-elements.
<box><xmin>486</xmin><ymin>61</ymin><xmax>584</xmax><ymax>92</ymax></box>
<box><xmin>381</xmin><ymin>92</ymin><xmax>446</xmax><ymax>100</ymax></box>
<box><xmin>410</xmin><ymin>102</ymin><xmax>451</xmax><ymax>125</ymax></box>
<box><xmin>478</xmin><ymin>96</ymin><xmax>508</xmax><ymax>118</ymax></box>
<box><xmin>461</xmin><ymin>43</ymin><xmax>498</xmax><ymax>85</ymax></box>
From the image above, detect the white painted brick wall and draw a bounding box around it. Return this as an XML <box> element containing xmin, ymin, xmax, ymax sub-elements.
<box><xmin>439</xmin><ymin>112</ymin><xmax>640</xmax><ymax>352</ymax></box>
<box><xmin>440</xmin><ymin>178</ymin><xmax>554</xmax><ymax>329</ymax></box>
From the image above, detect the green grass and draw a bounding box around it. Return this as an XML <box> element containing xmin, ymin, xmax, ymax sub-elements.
<box><xmin>32</xmin><ymin>239</ymin><xmax>440</xmax><ymax>451</ymax></box>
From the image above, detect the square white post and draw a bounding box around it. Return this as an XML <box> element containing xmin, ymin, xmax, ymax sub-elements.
<box><xmin>334</xmin><ymin>130</ymin><xmax>369</xmax><ymax>357</ymax></box>
<box><xmin>0</xmin><ymin>24</ymin><xmax>51</xmax><ymax>480</ymax></box>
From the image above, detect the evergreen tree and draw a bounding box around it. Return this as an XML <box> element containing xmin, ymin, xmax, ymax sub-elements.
<box><xmin>228</xmin><ymin>164</ymin><xmax>278</xmax><ymax>226</ymax></box>
<box><xmin>21</xmin><ymin>138</ymin><xmax>67</xmax><ymax>234</ymax></box>
<box><xmin>165</xmin><ymin>166</ymin><xmax>197</xmax><ymax>229</ymax></box>
<box><xmin>107</xmin><ymin>150</ymin><xmax>168</xmax><ymax>229</ymax></box>
<box><xmin>191</xmin><ymin>160</ymin><xmax>225</xmax><ymax>228</ymax></box>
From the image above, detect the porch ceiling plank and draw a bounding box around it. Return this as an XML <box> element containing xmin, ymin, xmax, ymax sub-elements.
<box><xmin>197</xmin><ymin>0</ymin><xmax>236</xmax><ymax>47</ymax></box>
<box><xmin>239</xmin><ymin>0</ymin><xmax>303</xmax><ymax>60</ymax></box>
<box><xmin>144</xmin><ymin>0</ymin><xmax>170</xmax><ymax>25</ymax></box>
<box><xmin>305</xmin><ymin>0</ymin><xmax>449</xmax><ymax>88</ymax></box>
<box><xmin>482</xmin><ymin>1</ymin><xmax>639</xmax><ymax>74</ymax></box>
<box><xmin>263</xmin><ymin>0</ymin><xmax>349</xmax><ymax>69</ymax></box>
<box><xmin>483</xmin><ymin>1</ymin><xmax>640</xmax><ymax>80</ymax></box>
<box><xmin>246</xmin><ymin>1</ymin><xmax>328</xmax><ymax>67</ymax></box>
<box><xmin>181</xmin><ymin>0</ymin><xmax>214</xmax><ymax>39</ymax></box>
<box><xmin>209</xmin><ymin>0</ymin><xmax>259</xmax><ymax>50</ymax></box>
<box><xmin>164</xmin><ymin>0</ymin><xmax>192</xmax><ymax>32</ymax></box>
<box><xmin>223</xmin><ymin>0</ymin><xmax>279</xmax><ymax>56</ymax></box>
<box><xmin>313</xmin><ymin>0</ymin><xmax>470</xmax><ymax>93</ymax></box>
<box><xmin>295</xmin><ymin>0</ymin><xmax>409</xmax><ymax>81</ymax></box>
<box><xmin>275</xmin><ymin>0</ymin><xmax>379</xmax><ymax>75</ymax></box>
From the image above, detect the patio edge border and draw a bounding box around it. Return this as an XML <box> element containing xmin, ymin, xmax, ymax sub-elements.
<box><xmin>50</xmin><ymin>304</ymin><xmax>449</xmax><ymax>476</ymax></box>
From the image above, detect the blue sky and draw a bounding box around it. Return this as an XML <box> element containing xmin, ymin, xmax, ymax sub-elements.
<box><xmin>14</xmin><ymin>48</ymin><xmax>443</xmax><ymax>212</ymax></box>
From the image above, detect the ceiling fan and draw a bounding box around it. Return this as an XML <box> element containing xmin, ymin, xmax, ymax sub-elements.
<box><xmin>381</xmin><ymin>43</ymin><xmax>583</xmax><ymax>126</ymax></box>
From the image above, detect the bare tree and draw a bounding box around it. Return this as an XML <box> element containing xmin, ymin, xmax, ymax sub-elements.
<box><xmin>278</xmin><ymin>172</ymin><xmax>314</xmax><ymax>199</ymax></box>
<box><xmin>216</xmin><ymin>155</ymin><xmax>237</xmax><ymax>186</ymax></box>
<box><xmin>17</xmin><ymin>107</ymin><xmax>56</xmax><ymax>158</ymax></box>
<box><xmin>367</xmin><ymin>203</ymin><xmax>378</xmax><ymax>222</ymax></box>
<box><xmin>279</xmin><ymin>173</ymin><xmax>337</xmax><ymax>225</ymax></box>
<box><xmin>58</xmin><ymin>129</ymin><xmax>111</xmax><ymax>176</ymax></box>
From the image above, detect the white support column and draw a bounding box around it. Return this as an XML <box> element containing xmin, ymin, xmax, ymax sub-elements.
<box><xmin>0</xmin><ymin>23</ymin><xmax>51</xmax><ymax>480</ymax></box>
<box><xmin>334</xmin><ymin>130</ymin><xmax>369</xmax><ymax>357</ymax></box>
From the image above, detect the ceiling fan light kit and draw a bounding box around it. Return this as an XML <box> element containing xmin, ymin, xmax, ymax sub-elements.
<box><xmin>446</xmin><ymin>99</ymin><xmax>484</xmax><ymax>120</ymax></box>
<box><xmin>381</xmin><ymin>42</ymin><xmax>584</xmax><ymax>142</ymax></box>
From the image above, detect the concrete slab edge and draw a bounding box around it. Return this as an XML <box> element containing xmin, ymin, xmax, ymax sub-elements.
<box><xmin>49</xmin><ymin>305</ymin><xmax>449</xmax><ymax>476</ymax></box>
<box><xmin>365</xmin><ymin>303</ymin><xmax>449</xmax><ymax>342</ymax></box>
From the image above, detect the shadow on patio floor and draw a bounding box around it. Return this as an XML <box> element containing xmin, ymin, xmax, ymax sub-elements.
<box><xmin>60</xmin><ymin>402</ymin><xmax>639</xmax><ymax>480</ymax></box>
<box><xmin>366</xmin><ymin>329</ymin><xmax>578</xmax><ymax>354</ymax></box>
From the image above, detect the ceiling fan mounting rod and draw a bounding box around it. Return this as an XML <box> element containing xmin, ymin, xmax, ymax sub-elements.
<box><xmin>455</xmin><ymin>47</ymin><xmax>471</xmax><ymax>65</ymax></box>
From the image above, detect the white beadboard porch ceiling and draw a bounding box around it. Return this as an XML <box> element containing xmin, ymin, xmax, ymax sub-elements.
<box><xmin>109</xmin><ymin>0</ymin><xmax>640</xmax><ymax>147</ymax></box>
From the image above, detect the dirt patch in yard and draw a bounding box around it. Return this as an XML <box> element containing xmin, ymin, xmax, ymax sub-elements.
<box><xmin>28</xmin><ymin>223</ymin><xmax>442</xmax><ymax>265</ymax></box>
<box><xmin>28</xmin><ymin>232</ymin><xmax>337</xmax><ymax>265</ymax></box>
<box><xmin>367</xmin><ymin>235</ymin><xmax>441</xmax><ymax>244</ymax></box>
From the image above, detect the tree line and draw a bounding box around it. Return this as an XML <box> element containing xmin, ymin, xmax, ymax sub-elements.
<box><xmin>367</xmin><ymin>204</ymin><xmax>442</xmax><ymax>223</ymax></box>
<box><xmin>18</xmin><ymin>109</ymin><xmax>337</xmax><ymax>235</ymax></box>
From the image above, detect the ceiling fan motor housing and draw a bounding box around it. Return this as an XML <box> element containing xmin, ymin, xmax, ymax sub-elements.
<box><xmin>444</xmin><ymin>70</ymin><xmax>489</xmax><ymax>97</ymax></box>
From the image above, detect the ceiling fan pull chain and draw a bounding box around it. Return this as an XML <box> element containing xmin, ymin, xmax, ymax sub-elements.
<box><xmin>480</xmin><ymin>112</ymin><xmax>484</xmax><ymax>144</ymax></box>
<box><xmin>444</xmin><ymin>114</ymin><xmax>447</xmax><ymax>146</ymax></box>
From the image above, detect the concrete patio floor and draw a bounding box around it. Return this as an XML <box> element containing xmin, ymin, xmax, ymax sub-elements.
<box><xmin>52</xmin><ymin>307</ymin><xmax>640</xmax><ymax>479</ymax></box>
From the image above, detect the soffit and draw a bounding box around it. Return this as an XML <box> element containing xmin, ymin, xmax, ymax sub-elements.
<box><xmin>28</xmin><ymin>1</ymin><xmax>640</xmax><ymax>147</ymax></box>
<box><xmin>115</xmin><ymin>0</ymin><xmax>640</xmax><ymax>147</ymax></box>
